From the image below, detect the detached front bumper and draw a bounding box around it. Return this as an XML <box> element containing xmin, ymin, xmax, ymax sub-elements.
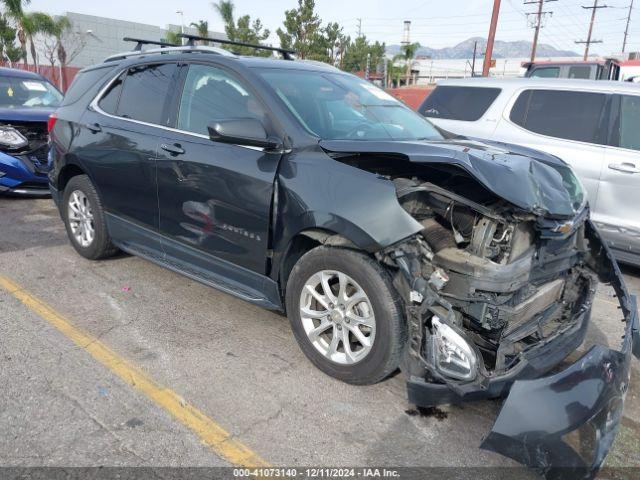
<box><xmin>0</xmin><ymin>150</ymin><xmax>50</xmax><ymax>196</ymax></box>
<box><xmin>405</xmin><ymin>221</ymin><xmax>640</xmax><ymax>478</ymax></box>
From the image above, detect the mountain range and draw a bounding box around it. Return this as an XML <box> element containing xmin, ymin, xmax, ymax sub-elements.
<box><xmin>386</xmin><ymin>37</ymin><xmax>580</xmax><ymax>59</ymax></box>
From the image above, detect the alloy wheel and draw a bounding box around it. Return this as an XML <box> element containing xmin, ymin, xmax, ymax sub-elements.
<box><xmin>68</xmin><ymin>190</ymin><xmax>95</xmax><ymax>247</ymax></box>
<box><xmin>299</xmin><ymin>270</ymin><xmax>376</xmax><ymax>365</ymax></box>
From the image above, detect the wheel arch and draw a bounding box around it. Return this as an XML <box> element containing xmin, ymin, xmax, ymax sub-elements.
<box><xmin>276</xmin><ymin>228</ymin><xmax>364</xmax><ymax>307</ymax></box>
<box><xmin>57</xmin><ymin>163</ymin><xmax>87</xmax><ymax>192</ymax></box>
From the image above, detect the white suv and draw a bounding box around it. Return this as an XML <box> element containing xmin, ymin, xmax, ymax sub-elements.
<box><xmin>420</xmin><ymin>78</ymin><xmax>640</xmax><ymax>267</ymax></box>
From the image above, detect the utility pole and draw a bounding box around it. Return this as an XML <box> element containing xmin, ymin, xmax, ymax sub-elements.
<box><xmin>357</xmin><ymin>18</ymin><xmax>362</xmax><ymax>37</ymax></box>
<box><xmin>483</xmin><ymin>0</ymin><xmax>502</xmax><ymax>76</ymax></box>
<box><xmin>623</xmin><ymin>0</ymin><xmax>634</xmax><ymax>53</ymax></box>
<box><xmin>575</xmin><ymin>0</ymin><xmax>608</xmax><ymax>61</ymax></box>
<box><xmin>471</xmin><ymin>40</ymin><xmax>478</xmax><ymax>76</ymax></box>
<box><xmin>525</xmin><ymin>0</ymin><xmax>557</xmax><ymax>62</ymax></box>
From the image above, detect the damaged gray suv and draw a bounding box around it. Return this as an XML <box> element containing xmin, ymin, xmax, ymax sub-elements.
<box><xmin>49</xmin><ymin>36</ymin><xmax>639</xmax><ymax>477</ymax></box>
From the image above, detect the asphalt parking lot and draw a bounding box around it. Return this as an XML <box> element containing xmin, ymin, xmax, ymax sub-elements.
<box><xmin>1</xmin><ymin>196</ymin><xmax>639</xmax><ymax>475</ymax></box>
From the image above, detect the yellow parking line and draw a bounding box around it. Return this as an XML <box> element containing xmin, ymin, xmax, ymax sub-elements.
<box><xmin>0</xmin><ymin>274</ymin><xmax>270</xmax><ymax>468</ymax></box>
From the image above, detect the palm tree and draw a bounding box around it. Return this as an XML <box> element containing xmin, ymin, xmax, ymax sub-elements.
<box><xmin>212</xmin><ymin>1</ymin><xmax>236</xmax><ymax>39</ymax></box>
<box><xmin>24</xmin><ymin>11</ymin><xmax>54</xmax><ymax>70</ymax></box>
<box><xmin>2</xmin><ymin>0</ymin><xmax>30</xmax><ymax>65</ymax></box>
<box><xmin>47</xmin><ymin>15</ymin><xmax>70</xmax><ymax>88</ymax></box>
<box><xmin>400</xmin><ymin>41</ymin><xmax>420</xmax><ymax>85</ymax></box>
<box><xmin>190</xmin><ymin>20</ymin><xmax>209</xmax><ymax>45</ymax></box>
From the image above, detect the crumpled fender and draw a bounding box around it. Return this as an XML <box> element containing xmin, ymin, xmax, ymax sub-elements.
<box><xmin>481</xmin><ymin>221</ymin><xmax>639</xmax><ymax>479</ymax></box>
<box><xmin>273</xmin><ymin>150</ymin><xmax>423</xmax><ymax>253</ymax></box>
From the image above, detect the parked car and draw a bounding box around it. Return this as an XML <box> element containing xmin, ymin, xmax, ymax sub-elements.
<box><xmin>0</xmin><ymin>67</ymin><xmax>62</xmax><ymax>196</ymax></box>
<box><xmin>419</xmin><ymin>78</ymin><xmax>640</xmax><ymax>267</ymax></box>
<box><xmin>49</xmin><ymin>37</ymin><xmax>639</xmax><ymax>477</ymax></box>
<box><xmin>523</xmin><ymin>58</ymin><xmax>640</xmax><ymax>82</ymax></box>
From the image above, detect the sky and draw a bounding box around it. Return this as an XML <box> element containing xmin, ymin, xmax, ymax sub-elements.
<box><xmin>24</xmin><ymin>0</ymin><xmax>640</xmax><ymax>56</ymax></box>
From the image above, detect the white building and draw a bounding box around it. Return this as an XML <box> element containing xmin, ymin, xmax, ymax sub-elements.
<box><xmin>62</xmin><ymin>12</ymin><xmax>226</xmax><ymax>68</ymax></box>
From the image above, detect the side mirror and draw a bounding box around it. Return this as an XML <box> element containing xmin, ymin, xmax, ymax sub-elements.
<box><xmin>207</xmin><ymin>118</ymin><xmax>282</xmax><ymax>150</ymax></box>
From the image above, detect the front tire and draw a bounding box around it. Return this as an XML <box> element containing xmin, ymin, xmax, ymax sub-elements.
<box><xmin>286</xmin><ymin>246</ymin><xmax>406</xmax><ymax>385</ymax></box>
<box><xmin>62</xmin><ymin>175</ymin><xmax>117</xmax><ymax>260</ymax></box>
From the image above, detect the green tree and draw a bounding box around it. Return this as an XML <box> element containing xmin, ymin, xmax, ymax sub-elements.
<box><xmin>0</xmin><ymin>14</ymin><xmax>21</xmax><ymax>63</ymax></box>
<box><xmin>276</xmin><ymin>0</ymin><xmax>325</xmax><ymax>60</ymax></box>
<box><xmin>342</xmin><ymin>36</ymin><xmax>385</xmax><ymax>74</ymax></box>
<box><xmin>190</xmin><ymin>20</ymin><xmax>209</xmax><ymax>44</ymax></box>
<box><xmin>400</xmin><ymin>41</ymin><xmax>420</xmax><ymax>79</ymax></box>
<box><xmin>2</xmin><ymin>0</ymin><xmax>30</xmax><ymax>64</ymax></box>
<box><xmin>212</xmin><ymin>0</ymin><xmax>270</xmax><ymax>56</ymax></box>
<box><xmin>22</xmin><ymin>11</ymin><xmax>55</xmax><ymax>69</ymax></box>
<box><xmin>164</xmin><ymin>28</ymin><xmax>181</xmax><ymax>45</ymax></box>
<box><xmin>322</xmin><ymin>22</ymin><xmax>347</xmax><ymax>66</ymax></box>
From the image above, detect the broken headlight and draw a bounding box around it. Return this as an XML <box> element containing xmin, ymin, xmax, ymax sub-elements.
<box><xmin>0</xmin><ymin>126</ymin><xmax>28</xmax><ymax>150</ymax></box>
<box><xmin>430</xmin><ymin>316</ymin><xmax>478</xmax><ymax>381</ymax></box>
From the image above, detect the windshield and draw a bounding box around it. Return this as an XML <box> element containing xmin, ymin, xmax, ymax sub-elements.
<box><xmin>0</xmin><ymin>76</ymin><xmax>63</xmax><ymax>108</ymax></box>
<box><xmin>257</xmin><ymin>69</ymin><xmax>443</xmax><ymax>141</ymax></box>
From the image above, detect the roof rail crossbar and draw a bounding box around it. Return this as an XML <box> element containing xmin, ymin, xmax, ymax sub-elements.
<box><xmin>177</xmin><ymin>33</ymin><xmax>296</xmax><ymax>60</ymax></box>
<box><xmin>123</xmin><ymin>37</ymin><xmax>178</xmax><ymax>51</ymax></box>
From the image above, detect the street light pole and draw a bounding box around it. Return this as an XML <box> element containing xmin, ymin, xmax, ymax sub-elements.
<box><xmin>483</xmin><ymin>0</ymin><xmax>502</xmax><ymax>77</ymax></box>
<box><xmin>176</xmin><ymin>10</ymin><xmax>185</xmax><ymax>45</ymax></box>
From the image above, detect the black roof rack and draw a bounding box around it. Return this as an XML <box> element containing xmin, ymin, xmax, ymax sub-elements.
<box><xmin>123</xmin><ymin>37</ymin><xmax>178</xmax><ymax>51</ymax></box>
<box><xmin>177</xmin><ymin>33</ymin><xmax>296</xmax><ymax>60</ymax></box>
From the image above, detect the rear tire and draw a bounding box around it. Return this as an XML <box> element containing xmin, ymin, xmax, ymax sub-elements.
<box><xmin>286</xmin><ymin>246</ymin><xmax>406</xmax><ymax>385</ymax></box>
<box><xmin>62</xmin><ymin>175</ymin><xmax>118</xmax><ymax>260</ymax></box>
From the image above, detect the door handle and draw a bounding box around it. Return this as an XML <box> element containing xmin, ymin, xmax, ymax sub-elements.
<box><xmin>160</xmin><ymin>143</ymin><xmax>185</xmax><ymax>155</ymax></box>
<box><xmin>608</xmin><ymin>162</ymin><xmax>640</xmax><ymax>174</ymax></box>
<box><xmin>85</xmin><ymin>122</ymin><xmax>101</xmax><ymax>133</ymax></box>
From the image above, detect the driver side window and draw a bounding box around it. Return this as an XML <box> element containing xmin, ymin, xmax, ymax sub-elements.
<box><xmin>177</xmin><ymin>64</ymin><xmax>266</xmax><ymax>136</ymax></box>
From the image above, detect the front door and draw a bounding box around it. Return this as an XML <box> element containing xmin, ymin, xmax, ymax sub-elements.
<box><xmin>156</xmin><ymin>63</ymin><xmax>281</xmax><ymax>296</ymax></box>
<box><xmin>598</xmin><ymin>93</ymin><xmax>640</xmax><ymax>261</ymax></box>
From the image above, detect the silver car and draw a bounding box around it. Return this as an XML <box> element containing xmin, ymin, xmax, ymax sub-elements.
<box><xmin>420</xmin><ymin>78</ymin><xmax>640</xmax><ymax>266</ymax></box>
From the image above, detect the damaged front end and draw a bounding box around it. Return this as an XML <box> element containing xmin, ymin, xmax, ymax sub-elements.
<box><xmin>374</xmin><ymin>174</ymin><xmax>639</xmax><ymax>478</ymax></box>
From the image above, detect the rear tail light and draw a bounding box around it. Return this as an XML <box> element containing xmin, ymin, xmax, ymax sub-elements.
<box><xmin>47</xmin><ymin>112</ymin><xmax>58</xmax><ymax>134</ymax></box>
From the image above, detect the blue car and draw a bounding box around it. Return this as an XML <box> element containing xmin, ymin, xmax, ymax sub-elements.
<box><xmin>0</xmin><ymin>67</ymin><xmax>63</xmax><ymax>196</ymax></box>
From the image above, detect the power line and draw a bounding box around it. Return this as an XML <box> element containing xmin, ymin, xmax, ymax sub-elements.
<box><xmin>575</xmin><ymin>0</ymin><xmax>609</xmax><ymax>59</ymax></box>
<box><xmin>525</xmin><ymin>0</ymin><xmax>558</xmax><ymax>61</ymax></box>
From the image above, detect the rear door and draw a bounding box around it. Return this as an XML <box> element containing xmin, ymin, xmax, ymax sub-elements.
<box><xmin>155</xmin><ymin>62</ymin><xmax>282</xmax><ymax>300</ymax></box>
<box><xmin>598</xmin><ymin>93</ymin><xmax>640</xmax><ymax>261</ymax></box>
<box><xmin>82</xmin><ymin>62</ymin><xmax>179</xmax><ymax>251</ymax></box>
<box><xmin>494</xmin><ymin>88</ymin><xmax>609</xmax><ymax>210</ymax></box>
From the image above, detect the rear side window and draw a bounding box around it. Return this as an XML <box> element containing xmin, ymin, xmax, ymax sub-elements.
<box><xmin>98</xmin><ymin>71</ymin><xmax>124</xmax><ymax>114</ymax></box>
<box><xmin>510</xmin><ymin>89</ymin><xmax>608</xmax><ymax>144</ymax></box>
<box><xmin>98</xmin><ymin>63</ymin><xmax>177</xmax><ymax>124</ymax></box>
<box><xmin>117</xmin><ymin>63</ymin><xmax>177</xmax><ymax>124</ymax></box>
<box><xmin>418</xmin><ymin>86</ymin><xmax>501</xmax><ymax>121</ymax></box>
<box><xmin>618</xmin><ymin>94</ymin><xmax>640</xmax><ymax>151</ymax></box>
<box><xmin>529</xmin><ymin>67</ymin><xmax>560</xmax><ymax>78</ymax></box>
<box><xmin>568</xmin><ymin>66</ymin><xmax>592</xmax><ymax>79</ymax></box>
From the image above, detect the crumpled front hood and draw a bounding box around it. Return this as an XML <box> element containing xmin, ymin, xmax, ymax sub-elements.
<box><xmin>320</xmin><ymin>137</ymin><xmax>584</xmax><ymax>219</ymax></box>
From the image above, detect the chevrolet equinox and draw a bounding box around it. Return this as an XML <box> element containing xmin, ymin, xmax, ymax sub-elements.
<box><xmin>48</xmin><ymin>36</ymin><xmax>639</xmax><ymax>477</ymax></box>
